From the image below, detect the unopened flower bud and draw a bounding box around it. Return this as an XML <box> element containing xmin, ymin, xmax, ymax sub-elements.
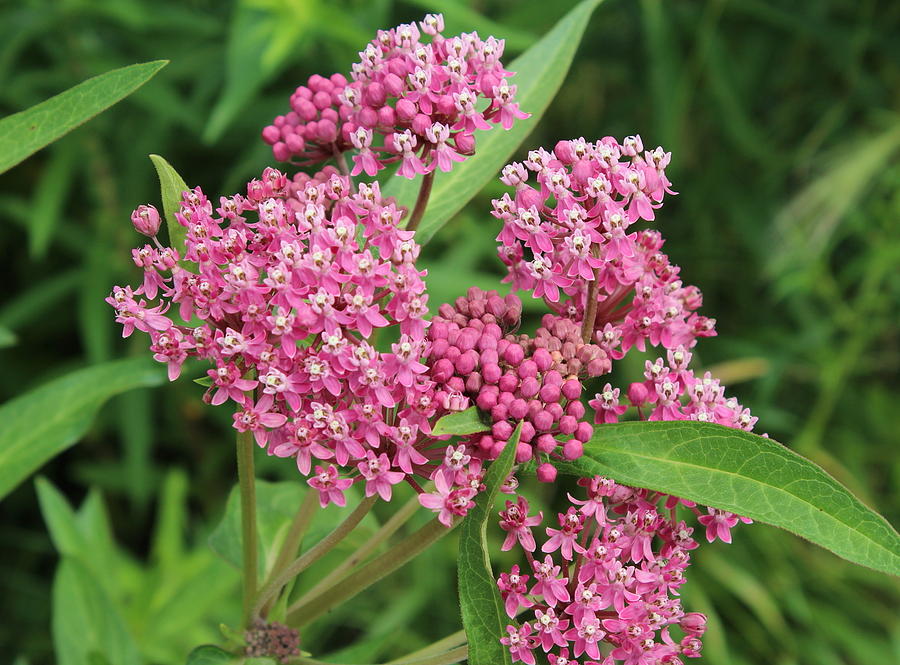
<box><xmin>131</xmin><ymin>204</ymin><xmax>161</xmax><ymax>237</ymax></box>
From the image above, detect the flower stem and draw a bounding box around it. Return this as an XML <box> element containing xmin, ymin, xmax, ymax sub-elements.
<box><xmin>406</xmin><ymin>169</ymin><xmax>435</xmax><ymax>233</ymax></box>
<box><xmin>258</xmin><ymin>487</ymin><xmax>319</xmax><ymax>617</ymax></box>
<box><xmin>252</xmin><ymin>495</ymin><xmax>376</xmax><ymax>618</ymax></box>
<box><xmin>300</xmin><ymin>490</ymin><xmax>422</xmax><ymax>601</ymax></box>
<box><xmin>236</xmin><ymin>428</ymin><xmax>257</xmax><ymax>627</ymax></box>
<box><xmin>287</xmin><ymin>517</ymin><xmax>454</xmax><ymax>627</ymax></box>
<box><xmin>385</xmin><ymin>630</ymin><xmax>465</xmax><ymax>664</ymax></box>
<box><xmin>581</xmin><ymin>246</ymin><xmax>602</xmax><ymax>343</ymax></box>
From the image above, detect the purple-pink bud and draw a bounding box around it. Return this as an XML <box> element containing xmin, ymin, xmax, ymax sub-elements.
<box><xmin>533</xmin><ymin>410</ymin><xmax>553</xmax><ymax>432</ymax></box>
<box><xmin>547</xmin><ymin>403</ymin><xmax>564</xmax><ymax>420</ymax></box>
<box><xmin>532</xmin><ymin>347</ymin><xmax>553</xmax><ymax>372</ymax></box>
<box><xmin>536</xmin><ymin>463</ymin><xmax>557</xmax><ymax>483</ymax></box>
<box><xmin>509</xmin><ymin>398</ymin><xmax>528</xmax><ymax>420</ymax></box>
<box><xmin>517</xmin><ymin>359</ymin><xmax>538</xmax><ymax>379</ymax></box>
<box><xmin>519</xmin><ymin>376</ymin><xmax>540</xmax><ymax>398</ymax></box>
<box><xmin>447</xmin><ymin>377</ymin><xmax>464</xmax><ymax>393</ymax></box>
<box><xmin>455</xmin><ymin>350</ymin><xmax>478</xmax><ymax>375</ymax></box>
<box><xmin>515</xmin><ymin>442</ymin><xmax>532</xmax><ymax>463</ymax></box>
<box><xmin>476</xmin><ymin>386</ymin><xmax>499</xmax><ymax>410</ymax></box>
<box><xmin>544</xmin><ymin>370</ymin><xmax>563</xmax><ymax>386</ymax></box>
<box><xmin>478</xmin><ymin>434</ymin><xmax>494</xmax><ymax>453</ymax></box>
<box><xmin>396</xmin><ymin>98</ymin><xmax>417</xmax><ymax>122</ymax></box>
<box><xmin>561</xmin><ymin>379</ymin><xmax>582</xmax><ymax>400</ymax></box>
<box><xmin>628</xmin><ymin>381</ymin><xmax>649</xmax><ymax>405</ymax></box>
<box><xmin>492</xmin><ymin>420</ymin><xmax>513</xmax><ymax>440</ymax></box>
<box><xmin>539</xmin><ymin>383</ymin><xmax>561</xmax><ymax>403</ymax></box>
<box><xmin>377</xmin><ymin>106</ymin><xmax>396</xmax><ymax>127</ymax></box>
<box><xmin>412</xmin><ymin>113</ymin><xmax>431</xmax><ymax>135</ymax></box>
<box><xmin>498</xmin><ymin>373</ymin><xmax>518</xmax><ymax>393</ymax></box>
<box><xmin>261</xmin><ymin>125</ymin><xmax>280</xmax><ymax>144</ymax></box>
<box><xmin>566</xmin><ymin>400</ymin><xmax>586</xmax><ymax>419</ymax></box>
<box><xmin>357</xmin><ymin>107</ymin><xmax>378</xmax><ymax>128</ymax></box>
<box><xmin>536</xmin><ymin>434</ymin><xmax>557</xmax><ymax>453</ymax></box>
<box><xmin>680</xmin><ymin>613</ymin><xmax>708</xmax><ymax>635</ymax></box>
<box><xmin>131</xmin><ymin>205</ymin><xmax>161</xmax><ymax>237</ymax></box>
<box><xmin>519</xmin><ymin>421</ymin><xmax>535</xmax><ymax>443</ymax></box>
<box><xmin>455</xmin><ymin>132</ymin><xmax>475</xmax><ymax>154</ymax></box>
<box><xmin>559</xmin><ymin>415</ymin><xmax>577</xmax><ymax>435</ymax></box>
<box><xmin>563</xmin><ymin>439</ymin><xmax>583</xmax><ymax>460</ymax></box>
<box><xmin>575</xmin><ymin>422</ymin><xmax>593</xmax><ymax>443</ymax></box>
<box><xmin>465</xmin><ymin>372</ymin><xmax>483</xmax><ymax>393</ymax></box>
<box><xmin>554</xmin><ymin>140</ymin><xmax>576</xmax><ymax>164</ymax></box>
<box><xmin>384</xmin><ymin>73</ymin><xmax>404</xmax><ymax>97</ymax></box>
<box><xmin>491</xmin><ymin>404</ymin><xmax>508</xmax><ymax>421</ymax></box>
<box><xmin>432</xmin><ymin>358</ymin><xmax>454</xmax><ymax>382</ymax></box>
<box><xmin>503</xmin><ymin>343</ymin><xmax>525</xmax><ymax>366</ymax></box>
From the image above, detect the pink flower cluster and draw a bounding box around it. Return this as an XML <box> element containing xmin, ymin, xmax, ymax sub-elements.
<box><xmin>427</xmin><ymin>288</ymin><xmax>609</xmax><ymax>476</ymax></box>
<box><xmin>493</xmin><ymin>136</ymin><xmax>715</xmax><ymax>354</ymax></box>
<box><xmin>262</xmin><ymin>13</ymin><xmax>528</xmax><ymax>177</ymax></box>
<box><xmin>497</xmin><ymin>478</ymin><xmax>715</xmax><ymax>665</ymax></box>
<box><xmin>109</xmin><ymin>167</ymin><xmax>452</xmax><ymax>508</ymax></box>
<box><xmin>591</xmin><ymin>345</ymin><xmax>758</xmax><ymax>435</ymax></box>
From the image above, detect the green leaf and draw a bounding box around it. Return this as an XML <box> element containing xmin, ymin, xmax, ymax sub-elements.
<box><xmin>194</xmin><ymin>375</ymin><xmax>214</xmax><ymax>387</ymax></box>
<box><xmin>0</xmin><ymin>60</ymin><xmax>168</xmax><ymax>174</ymax></box>
<box><xmin>52</xmin><ymin>557</ymin><xmax>142</xmax><ymax>665</ymax></box>
<box><xmin>382</xmin><ymin>0</ymin><xmax>602</xmax><ymax>244</ymax></box>
<box><xmin>0</xmin><ymin>325</ymin><xmax>16</xmax><ymax>348</ymax></box>
<box><xmin>148</xmin><ymin>153</ymin><xmax>190</xmax><ymax>257</ymax></box>
<box><xmin>28</xmin><ymin>142</ymin><xmax>77</xmax><ymax>258</ymax></box>
<box><xmin>185</xmin><ymin>645</ymin><xmax>238</xmax><ymax>665</ymax></box>
<box><xmin>204</xmin><ymin>0</ymin><xmax>316</xmax><ymax>143</ymax></box>
<box><xmin>432</xmin><ymin>406</ymin><xmax>491</xmax><ymax>436</ymax></box>
<box><xmin>0</xmin><ymin>358</ymin><xmax>165</xmax><ymax>500</ymax></box>
<box><xmin>457</xmin><ymin>422</ymin><xmax>522</xmax><ymax>665</ymax></box>
<box><xmin>561</xmin><ymin>421</ymin><xmax>900</xmax><ymax>576</ymax></box>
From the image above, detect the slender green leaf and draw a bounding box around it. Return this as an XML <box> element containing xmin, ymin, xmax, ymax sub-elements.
<box><xmin>432</xmin><ymin>406</ymin><xmax>490</xmax><ymax>436</ymax></box>
<box><xmin>458</xmin><ymin>422</ymin><xmax>522</xmax><ymax>665</ymax></box>
<box><xmin>0</xmin><ymin>325</ymin><xmax>16</xmax><ymax>348</ymax></box>
<box><xmin>52</xmin><ymin>557</ymin><xmax>142</xmax><ymax>665</ymax></box>
<box><xmin>560</xmin><ymin>421</ymin><xmax>900</xmax><ymax>576</ymax></box>
<box><xmin>0</xmin><ymin>358</ymin><xmax>165</xmax><ymax>500</ymax></box>
<box><xmin>383</xmin><ymin>0</ymin><xmax>602</xmax><ymax>244</ymax></box>
<box><xmin>29</xmin><ymin>142</ymin><xmax>77</xmax><ymax>258</ymax></box>
<box><xmin>204</xmin><ymin>0</ymin><xmax>316</xmax><ymax>143</ymax></box>
<box><xmin>0</xmin><ymin>60</ymin><xmax>168</xmax><ymax>174</ymax></box>
<box><xmin>149</xmin><ymin>153</ymin><xmax>190</xmax><ymax>256</ymax></box>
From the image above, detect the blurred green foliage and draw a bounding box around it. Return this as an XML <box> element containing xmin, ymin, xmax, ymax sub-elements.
<box><xmin>1</xmin><ymin>0</ymin><xmax>898</xmax><ymax>664</ymax></box>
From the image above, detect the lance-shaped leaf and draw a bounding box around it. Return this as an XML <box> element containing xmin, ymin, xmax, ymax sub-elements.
<box><xmin>432</xmin><ymin>406</ymin><xmax>491</xmax><ymax>436</ymax></box>
<box><xmin>0</xmin><ymin>358</ymin><xmax>165</xmax><ymax>500</ymax></box>
<box><xmin>382</xmin><ymin>0</ymin><xmax>602</xmax><ymax>244</ymax></box>
<box><xmin>0</xmin><ymin>60</ymin><xmax>168</xmax><ymax>174</ymax></box>
<box><xmin>558</xmin><ymin>421</ymin><xmax>900</xmax><ymax>577</ymax></box>
<box><xmin>458</xmin><ymin>422</ymin><xmax>522</xmax><ymax>665</ymax></box>
<box><xmin>149</xmin><ymin>154</ymin><xmax>190</xmax><ymax>258</ymax></box>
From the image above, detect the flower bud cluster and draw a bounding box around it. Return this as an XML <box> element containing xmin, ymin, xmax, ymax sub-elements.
<box><xmin>245</xmin><ymin>620</ymin><xmax>300</xmax><ymax>664</ymax></box>
<box><xmin>497</xmin><ymin>478</ymin><xmax>713</xmax><ymax>665</ymax></box>
<box><xmin>263</xmin><ymin>13</ymin><xmax>529</xmax><ymax>177</ymax></box>
<box><xmin>427</xmin><ymin>287</ymin><xmax>610</xmax><ymax>478</ymax></box>
<box><xmin>109</xmin><ymin>167</ymin><xmax>452</xmax><ymax>508</ymax></box>
<box><xmin>493</xmin><ymin>136</ymin><xmax>715</xmax><ymax>354</ymax></box>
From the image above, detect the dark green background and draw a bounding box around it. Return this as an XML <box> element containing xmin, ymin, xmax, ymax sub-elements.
<box><xmin>1</xmin><ymin>0</ymin><xmax>898</xmax><ymax>663</ymax></box>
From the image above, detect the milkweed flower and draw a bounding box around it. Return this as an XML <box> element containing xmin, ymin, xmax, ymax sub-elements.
<box><xmin>262</xmin><ymin>14</ymin><xmax>529</xmax><ymax>177</ymax></box>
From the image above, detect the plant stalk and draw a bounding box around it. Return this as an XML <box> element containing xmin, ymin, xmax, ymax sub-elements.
<box><xmin>252</xmin><ymin>494</ymin><xmax>377</xmax><ymax>618</ymax></box>
<box><xmin>259</xmin><ymin>487</ymin><xmax>320</xmax><ymax>617</ymax></box>
<box><xmin>406</xmin><ymin>169</ymin><xmax>435</xmax><ymax>233</ymax></box>
<box><xmin>581</xmin><ymin>245</ymin><xmax>602</xmax><ymax>343</ymax></box>
<box><xmin>236</xmin><ymin>428</ymin><xmax>257</xmax><ymax>628</ymax></box>
<box><xmin>300</xmin><ymin>490</ymin><xmax>422</xmax><ymax>601</ymax></box>
<box><xmin>287</xmin><ymin>517</ymin><xmax>454</xmax><ymax>627</ymax></box>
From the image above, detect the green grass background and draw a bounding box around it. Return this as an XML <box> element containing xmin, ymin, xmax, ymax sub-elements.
<box><xmin>1</xmin><ymin>0</ymin><xmax>898</xmax><ymax>663</ymax></box>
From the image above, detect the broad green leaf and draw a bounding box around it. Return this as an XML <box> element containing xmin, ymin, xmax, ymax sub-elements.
<box><xmin>149</xmin><ymin>154</ymin><xmax>190</xmax><ymax>256</ymax></box>
<box><xmin>432</xmin><ymin>406</ymin><xmax>490</xmax><ymax>436</ymax></box>
<box><xmin>185</xmin><ymin>645</ymin><xmax>237</xmax><ymax>665</ymax></box>
<box><xmin>0</xmin><ymin>358</ymin><xmax>165</xmax><ymax>500</ymax></box>
<box><xmin>383</xmin><ymin>0</ymin><xmax>603</xmax><ymax>244</ymax></box>
<box><xmin>52</xmin><ymin>557</ymin><xmax>142</xmax><ymax>665</ymax></box>
<box><xmin>560</xmin><ymin>421</ymin><xmax>900</xmax><ymax>576</ymax></box>
<box><xmin>0</xmin><ymin>60</ymin><xmax>168</xmax><ymax>174</ymax></box>
<box><xmin>458</xmin><ymin>422</ymin><xmax>522</xmax><ymax>665</ymax></box>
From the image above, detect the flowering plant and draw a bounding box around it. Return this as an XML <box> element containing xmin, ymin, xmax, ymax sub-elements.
<box><xmin>92</xmin><ymin>3</ymin><xmax>900</xmax><ymax>665</ymax></box>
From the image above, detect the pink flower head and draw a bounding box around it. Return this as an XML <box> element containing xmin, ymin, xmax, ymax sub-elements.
<box><xmin>308</xmin><ymin>465</ymin><xmax>353</xmax><ymax>507</ymax></box>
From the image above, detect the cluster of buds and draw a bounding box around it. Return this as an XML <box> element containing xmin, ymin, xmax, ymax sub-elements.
<box><xmin>111</xmin><ymin>167</ymin><xmax>453</xmax><ymax>508</ymax></box>
<box><xmin>493</xmin><ymin>136</ymin><xmax>715</xmax><ymax>354</ymax></box>
<box><xmin>497</xmin><ymin>478</ymin><xmax>715</xmax><ymax>665</ymax></box>
<box><xmin>245</xmin><ymin>620</ymin><xmax>300</xmax><ymax>664</ymax></box>
<box><xmin>427</xmin><ymin>288</ymin><xmax>610</xmax><ymax>481</ymax></box>
<box><xmin>263</xmin><ymin>13</ymin><xmax>528</xmax><ymax>177</ymax></box>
